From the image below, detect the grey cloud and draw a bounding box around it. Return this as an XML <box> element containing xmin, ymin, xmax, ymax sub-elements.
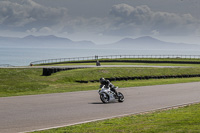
<box><xmin>59</xmin><ymin>3</ymin><xmax>200</xmax><ymax>37</ymax></box>
<box><xmin>0</xmin><ymin>1</ymin><xmax>34</xmax><ymax>26</ymax></box>
<box><xmin>110</xmin><ymin>4</ymin><xmax>152</xmax><ymax>24</ymax></box>
<box><xmin>61</xmin><ymin>17</ymin><xmax>110</xmax><ymax>35</ymax></box>
<box><xmin>108</xmin><ymin>3</ymin><xmax>200</xmax><ymax>36</ymax></box>
<box><xmin>0</xmin><ymin>0</ymin><xmax>68</xmax><ymax>28</ymax></box>
<box><xmin>1</xmin><ymin>1</ymin><xmax>200</xmax><ymax>38</ymax></box>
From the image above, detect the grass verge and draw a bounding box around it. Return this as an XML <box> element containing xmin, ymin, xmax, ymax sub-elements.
<box><xmin>34</xmin><ymin>103</ymin><xmax>200</xmax><ymax>133</ymax></box>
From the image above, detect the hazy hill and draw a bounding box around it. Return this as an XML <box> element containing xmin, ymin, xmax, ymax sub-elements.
<box><xmin>104</xmin><ymin>36</ymin><xmax>200</xmax><ymax>50</ymax></box>
<box><xmin>0</xmin><ymin>35</ymin><xmax>95</xmax><ymax>48</ymax></box>
<box><xmin>0</xmin><ymin>35</ymin><xmax>200</xmax><ymax>50</ymax></box>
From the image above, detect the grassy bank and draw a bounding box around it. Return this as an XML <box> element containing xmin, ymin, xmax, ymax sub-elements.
<box><xmin>38</xmin><ymin>62</ymin><xmax>200</xmax><ymax>67</ymax></box>
<box><xmin>34</xmin><ymin>103</ymin><xmax>200</xmax><ymax>133</ymax></box>
<box><xmin>1</xmin><ymin>67</ymin><xmax>200</xmax><ymax>97</ymax></box>
<box><xmin>35</xmin><ymin>58</ymin><xmax>200</xmax><ymax>66</ymax></box>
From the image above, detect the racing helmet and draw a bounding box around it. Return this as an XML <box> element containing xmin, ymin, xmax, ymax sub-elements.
<box><xmin>99</xmin><ymin>77</ymin><xmax>105</xmax><ymax>83</ymax></box>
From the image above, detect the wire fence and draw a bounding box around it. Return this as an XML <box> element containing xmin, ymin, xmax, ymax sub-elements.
<box><xmin>30</xmin><ymin>55</ymin><xmax>200</xmax><ymax>65</ymax></box>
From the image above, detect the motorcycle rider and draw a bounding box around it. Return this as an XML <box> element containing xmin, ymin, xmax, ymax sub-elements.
<box><xmin>99</xmin><ymin>77</ymin><xmax>119</xmax><ymax>97</ymax></box>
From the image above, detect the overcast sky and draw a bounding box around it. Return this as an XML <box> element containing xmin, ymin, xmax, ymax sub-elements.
<box><xmin>1</xmin><ymin>0</ymin><xmax>200</xmax><ymax>44</ymax></box>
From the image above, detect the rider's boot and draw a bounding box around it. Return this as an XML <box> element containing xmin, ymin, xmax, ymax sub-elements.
<box><xmin>115</xmin><ymin>92</ymin><xmax>119</xmax><ymax>98</ymax></box>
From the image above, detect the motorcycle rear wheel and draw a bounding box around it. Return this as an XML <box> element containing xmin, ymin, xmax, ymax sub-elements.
<box><xmin>100</xmin><ymin>92</ymin><xmax>109</xmax><ymax>103</ymax></box>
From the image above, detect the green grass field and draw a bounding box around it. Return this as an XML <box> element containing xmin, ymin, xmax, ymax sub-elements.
<box><xmin>34</xmin><ymin>103</ymin><xmax>200</xmax><ymax>133</ymax></box>
<box><xmin>1</xmin><ymin>67</ymin><xmax>200</xmax><ymax>97</ymax></box>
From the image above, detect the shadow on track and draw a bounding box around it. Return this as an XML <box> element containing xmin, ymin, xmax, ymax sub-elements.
<box><xmin>89</xmin><ymin>102</ymin><xmax>104</xmax><ymax>104</ymax></box>
<box><xmin>89</xmin><ymin>101</ymin><xmax>117</xmax><ymax>104</ymax></box>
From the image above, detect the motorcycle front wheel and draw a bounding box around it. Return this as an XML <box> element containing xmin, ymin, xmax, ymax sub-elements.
<box><xmin>100</xmin><ymin>92</ymin><xmax>109</xmax><ymax>103</ymax></box>
<box><xmin>118</xmin><ymin>92</ymin><xmax>124</xmax><ymax>102</ymax></box>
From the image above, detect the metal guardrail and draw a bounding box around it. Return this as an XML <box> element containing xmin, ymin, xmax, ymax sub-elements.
<box><xmin>30</xmin><ymin>55</ymin><xmax>200</xmax><ymax>65</ymax></box>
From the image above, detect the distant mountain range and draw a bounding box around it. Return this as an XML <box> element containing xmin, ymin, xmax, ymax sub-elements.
<box><xmin>105</xmin><ymin>36</ymin><xmax>200</xmax><ymax>50</ymax></box>
<box><xmin>0</xmin><ymin>35</ymin><xmax>95</xmax><ymax>48</ymax></box>
<box><xmin>0</xmin><ymin>35</ymin><xmax>200</xmax><ymax>50</ymax></box>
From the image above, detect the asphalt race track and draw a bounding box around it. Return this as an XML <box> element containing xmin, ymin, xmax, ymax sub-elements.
<box><xmin>1</xmin><ymin>82</ymin><xmax>200</xmax><ymax>133</ymax></box>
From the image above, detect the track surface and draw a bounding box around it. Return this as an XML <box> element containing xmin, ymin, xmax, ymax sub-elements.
<box><xmin>1</xmin><ymin>82</ymin><xmax>200</xmax><ymax>133</ymax></box>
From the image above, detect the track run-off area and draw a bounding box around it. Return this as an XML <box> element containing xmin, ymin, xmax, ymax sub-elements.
<box><xmin>1</xmin><ymin>82</ymin><xmax>200</xmax><ymax>133</ymax></box>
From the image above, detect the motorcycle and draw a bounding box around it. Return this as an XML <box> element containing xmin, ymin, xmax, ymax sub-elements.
<box><xmin>98</xmin><ymin>85</ymin><xmax>124</xmax><ymax>103</ymax></box>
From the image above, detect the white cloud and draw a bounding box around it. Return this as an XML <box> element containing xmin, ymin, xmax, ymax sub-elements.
<box><xmin>39</xmin><ymin>27</ymin><xmax>53</xmax><ymax>33</ymax></box>
<box><xmin>26</xmin><ymin>27</ymin><xmax>55</xmax><ymax>36</ymax></box>
<box><xmin>151</xmin><ymin>30</ymin><xmax>160</xmax><ymax>36</ymax></box>
<box><xmin>26</xmin><ymin>28</ymin><xmax>37</xmax><ymax>33</ymax></box>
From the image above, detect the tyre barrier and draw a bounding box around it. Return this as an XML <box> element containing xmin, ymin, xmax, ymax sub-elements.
<box><xmin>75</xmin><ymin>74</ymin><xmax>200</xmax><ymax>83</ymax></box>
<box><xmin>76</xmin><ymin>80</ymin><xmax>89</xmax><ymax>83</ymax></box>
<box><xmin>43</xmin><ymin>67</ymin><xmax>86</xmax><ymax>76</ymax></box>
